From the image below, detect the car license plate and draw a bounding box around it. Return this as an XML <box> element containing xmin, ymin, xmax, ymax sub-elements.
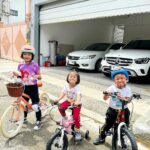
<box><xmin>68</xmin><ymin>60</ymin><xmax>75</xmax><ymax>65</ymax></box>
<box><xmin>111</xmin><ymin>65</ymin><xmax>120</xmax><ymax>71</ymax></box>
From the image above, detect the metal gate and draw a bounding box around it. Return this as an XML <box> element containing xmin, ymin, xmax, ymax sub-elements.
<box><xmin>0</xmin><ymin>22</ymin><xmax>27</xmax><ymax>61</ymax></box>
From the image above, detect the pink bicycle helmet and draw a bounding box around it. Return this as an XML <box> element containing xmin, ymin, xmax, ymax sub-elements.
<box><xmin>21</xmin><ymin>44</ymin><xmax>35</xmax><ymax>55</ymax></box>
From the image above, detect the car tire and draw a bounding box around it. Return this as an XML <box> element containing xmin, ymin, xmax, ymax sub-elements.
<box><xmin>147</xmin><ymin>68</ymin><xmax>150</xmax><ymax>76</ymax></box>
<box><xmin>146</xmin><ymin>68</ymin><xmax>150</xmax><ymax>82</ymax></box>
<box><xmin>95</xmin><ymin>59</ymin><xmax>102</xmax><ymax>72</ymax></box>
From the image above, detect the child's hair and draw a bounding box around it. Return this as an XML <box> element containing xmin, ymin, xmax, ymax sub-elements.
<box><xmin>66</xmin><ymin>70</ymin><xmax>80</xmax><ymax>84</ymax></box>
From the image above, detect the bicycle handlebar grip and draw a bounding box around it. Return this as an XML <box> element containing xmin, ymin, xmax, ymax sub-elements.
<box><xmin>103</xmin><ymin>91</ymin><xmax>109</xmax><ymax>95</ymax></box>
<box><xmin>132</xmin><ymin>93</ymin><xmax>141</xmax><ymax>100</ymax></box>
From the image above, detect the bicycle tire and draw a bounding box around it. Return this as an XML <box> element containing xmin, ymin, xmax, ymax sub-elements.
<box><xmin>0</xmin><ymin>105</ymin><xmax>24</xmax><ymax>138</ymax></box>
<box><xmin>39</xmin><ymin>92</ymin><xmax>53</xmax><ymax>117</ymax></box>
<box><xmin>112</xmin><ymin>128</ymin><xmax>138</xmax><ymax>150</ymax></box>
<box><xmin>46</xmin><ymin>130</ymin><xmax>68</xmax><ymax>150</ymax></box>
<box><xmin>49</xmin><ymin>105</ymin><xmax>62</xmax><ymax>123</ymax></box>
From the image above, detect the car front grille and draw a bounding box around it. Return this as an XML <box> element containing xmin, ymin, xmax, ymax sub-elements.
<box><xmin>106</xmin><ymin>57</ymin><xmax>133</xmax><ymax>66</ymax></box>
<box><xmin>68</xmin><ymin>56</ymin><xmax>80</xmax><ymax>60</ymax></box>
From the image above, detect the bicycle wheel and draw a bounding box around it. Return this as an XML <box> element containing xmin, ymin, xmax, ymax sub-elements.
<box><xmin>46</xmin><ymin>130</ymin><xmax>68</xmax><ymax>150</ymax></box>
<box><xmin>39</xmin><ymin>93</ymin><xmax>53</xmax><ymax>117</ymax></box>
<box><xmin>0</xmin><ymin>105</ymin><xmax>24</xmax><ymax>138</ymax></box>
<box><xmin>112</xmin><ymin>128</ymin><xmax>138</xmax><ymax>150</ymax></box>
<box><xmin>49</xmin><ymin>105</ymin><xmax>62</xmax><ymax>123</ymax></box>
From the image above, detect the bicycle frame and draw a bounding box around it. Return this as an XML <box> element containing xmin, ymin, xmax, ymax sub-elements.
<box><xmin>54</xmin><ymin>105</ymin><xmax>77</xmax><ymax>146</ymax></box>
<box><xmin>114</xmin><ymin>101</ymin><xmax>128</xmax><ymax>147</ymax></box>
<box><xmin>9</xmin><ymin>94</ymin><xmax>32</xmax><ymax>123</ymax></box>
<box><xmin>59</xmin><ymin>127</ymin><xmax>65</xmax><ymax>148</ymax></box>
<box><xmin>13</xmin><ymin>94</ymin><xmax>32</xmax><ymax>110</ymax></box>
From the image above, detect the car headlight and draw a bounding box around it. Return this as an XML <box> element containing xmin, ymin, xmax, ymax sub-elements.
<box><xmin>134</xmin><ymin>58</ymin><xmax>149</xmax><ymax>64</ymax></box>
<box><xmin>80</xmin><ymin>55</ymin><xmax>96</xmax><ymax>59</ymax></box>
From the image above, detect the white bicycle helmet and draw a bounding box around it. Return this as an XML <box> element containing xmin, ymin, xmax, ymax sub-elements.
<box><xmin>21</xmin><ymin>44</ymin><xmax>35</xmax><ymax>55</ymax></box>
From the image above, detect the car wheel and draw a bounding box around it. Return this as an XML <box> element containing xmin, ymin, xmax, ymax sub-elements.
<box><xmin>95</xmin><ymin>60</ymin><xmax>102</xmax><ymax>72</ymax></box>
<box><xmin>147</xmin><ymin>68</ymin><xmax>150</xmax><ymax>76</ymax></box>
<box><xmin>146</xmin><ymin>68</ymin><xmax>150</xmax><ymax>82</ymax></box>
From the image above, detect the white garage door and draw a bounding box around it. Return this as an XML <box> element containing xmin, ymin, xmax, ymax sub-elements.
<box><xmin>40</xmin><ymin>0</ymin><xmax>150</xmax><ymax>24</ymax></box>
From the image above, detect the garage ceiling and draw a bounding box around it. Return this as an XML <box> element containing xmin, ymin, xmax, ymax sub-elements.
<box><xmin>40</xmin><ymin>0</ymin><xmax>150</xmax><ymax>24</ymax></box>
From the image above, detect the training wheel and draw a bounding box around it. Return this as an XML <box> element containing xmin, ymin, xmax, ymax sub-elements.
<box><xmin>85</xmin><ymin>130</ymin><xmax>89</xmax><ymax>139</ymax></box>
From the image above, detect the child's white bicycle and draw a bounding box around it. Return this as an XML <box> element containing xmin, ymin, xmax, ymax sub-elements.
<box><xmin>46</xmin><ymin>104</ymin><xmax>90</xmax><ymax>150</ymax></box>
<box><xmin>0</xmin><ymin>76</ymin><xmax>55</xmax><ymax>138</ymax></box>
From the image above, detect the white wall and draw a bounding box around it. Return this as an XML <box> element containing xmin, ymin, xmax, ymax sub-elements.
<box><xmin>109</xmin><ymin>13</ymin><xmax>150</xmax><ymax>43</ymax></box>
<box><xmin>40</xmin><ymin>19</ymin><xmax>113</xmax><ymax>56</ymax></box>
<box><xmin>2</xmin><ymin>0</ymin><xmax>25</xmax><ymax>24</ymax></box>
<box><xmin>9</xmin><ymin>0</ymin><xmax>25</xmax><ymax>23</ymax></box>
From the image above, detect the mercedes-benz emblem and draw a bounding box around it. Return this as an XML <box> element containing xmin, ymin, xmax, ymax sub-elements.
<box><xmin>115</xmin><ymin>58</ymin><xmax>120</xmax><ymax>64</ymax></box>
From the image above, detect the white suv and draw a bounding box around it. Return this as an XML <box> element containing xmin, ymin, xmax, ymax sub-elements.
<box><xmin>66</xmin><ymin>43</ymin><xmax>124</xmax><ymax>72</ymax></box>
<box><xmin>101</xmin><ymin>40</ymin><xmax>150</xmax><ymax>77</ymax></box>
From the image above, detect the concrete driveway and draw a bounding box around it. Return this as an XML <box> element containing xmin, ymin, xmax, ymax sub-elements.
<box><xmin>0</xmin><ymin>59</ymin><xmax>150</xmax><ymax>150</ymax></box>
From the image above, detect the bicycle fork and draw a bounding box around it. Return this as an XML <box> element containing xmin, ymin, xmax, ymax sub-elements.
<box><xmin>58</xmin><ymin>128</ymin><xmax>65</xmax><ymax>149</ymax></box>
<box><xmin>117</xmin><ymin>122</ymin><xmax>127</xmax><ymax>147</ymax></box>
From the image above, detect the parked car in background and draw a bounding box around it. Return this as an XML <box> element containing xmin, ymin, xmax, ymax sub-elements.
<box><xmin>101</xmin><ymin>40</ymin><xmax>150</xmax><ymax>78</ymax></box>
<box><xmin>66</xmin><ymin>43</ymin><xmax>124</xmax><ymax>72</ymax></box>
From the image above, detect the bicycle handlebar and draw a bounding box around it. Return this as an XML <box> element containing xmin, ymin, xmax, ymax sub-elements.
<box><xmin>103</xmin><ymin>91</ymin><xmax>118</xmax><ymax>97</ymax></box>
<box><xmin>103</xmin><ymin>91</ymin><xmax>141</xmax><ymax>100</ymax></box>
<box><xmin>52</xmin><ymin>102</ymin><xmax>80</xmax><ymax>110</ymax></box>
<box><xmin>8</xmin><ymin>75</ymin><xmax>38</xmax><ymax>84</ymax></box>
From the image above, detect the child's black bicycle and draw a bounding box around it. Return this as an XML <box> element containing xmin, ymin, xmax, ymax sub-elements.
<box><xmin>102</xmin><ymin>91</ymin><xmax>141</xmax><ymax>150</ymax></box>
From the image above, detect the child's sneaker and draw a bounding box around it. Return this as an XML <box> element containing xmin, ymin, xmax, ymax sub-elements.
<box><xmin>23</xmin><ymin>118</ymin><xmax>28</xmax><ymax>124</ymax></box>
<box><xmin>75</xmin><ymin>132</ymin><xmax>82</xmax><ymax>141</ymax></box>
<box><xmin>93</xmin><ymin>136</ymin><xmax>105</xmax><ymax>145</ymax></box>
<box><xmin>33</xmin><ymin>121</ymin><xmax>41</xmax><ymax>130</ymax></box>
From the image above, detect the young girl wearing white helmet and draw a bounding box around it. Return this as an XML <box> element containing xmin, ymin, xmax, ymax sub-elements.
<box><xmin>13</xmin><ymin>44</ymin><xmax>42</xmax><ymax>130</ymax></box>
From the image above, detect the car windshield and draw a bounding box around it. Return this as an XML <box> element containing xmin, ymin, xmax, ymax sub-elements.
<box><xmin>85</xmin><ymin>43</ymin><xmax>110</xmax><ymax>51</ymax></box>
<box><xmin>123</xmin><ymin>40</ymin><xmax>150</xmax><ymax>50</ymax></box>
<box><xmin>109</xmin><ymin>43</ymin><xmax>125</xmax><ymax>50</ymax></box>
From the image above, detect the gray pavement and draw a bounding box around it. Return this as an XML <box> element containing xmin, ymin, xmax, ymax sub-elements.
<box><xmin>0</xmin><ymin>58</ymin><xmax>150</xmax><ymax>150</ymax></box>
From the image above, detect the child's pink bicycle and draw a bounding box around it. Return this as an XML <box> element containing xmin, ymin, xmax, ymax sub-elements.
<box><xmin>0</xmin><ymin>76</ymin><xmax>54</xmax><ymax>138</ymax></box>
<box><xmin>46</xmin><ymin>104</ymin><xmax>90</xmax><ymax>150</ymax></box>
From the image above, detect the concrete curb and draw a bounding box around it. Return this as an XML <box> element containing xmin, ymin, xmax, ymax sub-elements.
<box><xmin>133</xmin><ymin>110</ymin><xmax>150</xmax><ymax>135</ymax></box>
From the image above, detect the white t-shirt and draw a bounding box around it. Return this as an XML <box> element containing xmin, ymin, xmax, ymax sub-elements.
<box><xmin>62</xmin><ymin>84</ymin><xmax>81</xmax><ymax>100</ymax></box>
<box><xmin>107</xmin><ymin>84</ymin><xmax>132</xmax><ymax>109</ymax></box>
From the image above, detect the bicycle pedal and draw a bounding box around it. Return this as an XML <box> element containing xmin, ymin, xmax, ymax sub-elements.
<box><xmin>56</xmin><ymin>121</ymin><xmax>60</xmax><ymax>125</ymax></box>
